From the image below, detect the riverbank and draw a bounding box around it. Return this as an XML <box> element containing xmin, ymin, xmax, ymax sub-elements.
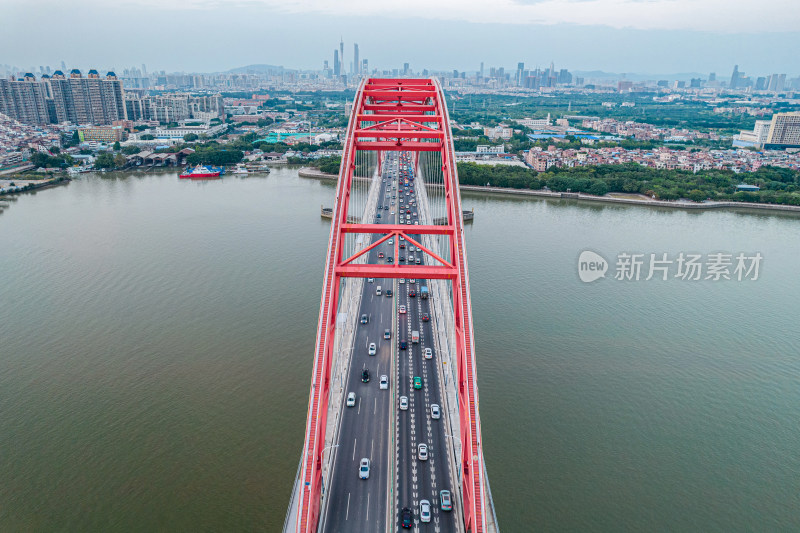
<box><xmin>297</xmin><ymin>166</ymin><xmax>800</xmax><ymax>214</ymax></box>
<box><xmin>0</xmin><ymin>176</ymin><xmax>71</xmax><ymax>196</ymax></box>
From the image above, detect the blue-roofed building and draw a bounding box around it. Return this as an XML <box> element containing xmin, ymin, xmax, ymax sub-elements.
<box><xmin>736</xmin><ymin>184</ymin><xmax>760</xmax><ymax>191</ymax></box>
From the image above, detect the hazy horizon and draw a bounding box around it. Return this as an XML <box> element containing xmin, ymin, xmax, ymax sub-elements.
<box><xmin>3</xmin><ymin>0</ymin><xmax>798</xmax><ymax>78</ymax></box>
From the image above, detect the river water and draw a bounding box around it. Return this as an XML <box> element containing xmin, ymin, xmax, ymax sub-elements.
<box><xmin>1</xmin><ymin>167</ymin><xmax>798</xmax><ymax>532</ymax></box>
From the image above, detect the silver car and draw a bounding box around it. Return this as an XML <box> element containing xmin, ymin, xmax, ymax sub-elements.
<box><xmin>359</xmin><ymin>458</ymin><xmax>370</xmax><ymax>479</ymax></box>
<box><xmin>431</xmin><ymin>404</ymin><xmax>441</xmax><ymax>419</ymax></box>
<box><xmin>420</xmin><ymin>499</ymin><xmax>431</xmax><ymax>523</ymax></box>
<box><xmin>418</xmin><ymin>443</ymin><xmax>428</xmax><ymax>461</ymax></box>
<box><xmin>346</xmin><ymin>392</ymin><xmax>356</xmax><ymax>407</ymax></box>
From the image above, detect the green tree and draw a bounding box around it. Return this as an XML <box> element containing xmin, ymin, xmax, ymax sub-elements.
<box><xmin>688</xmin><ymin>189</ymin><xmax>707</xmax><ymax>202</ymax></box>
<box><xmin>140</xmin><ymin>134</ymin><xmax>155</xmax><ymax>140</ymax></box>
<box><xmin>113</xmin><ymin>141</ymin><xmax>121</xmax><ymax>151</ymax></box>
<box><xmin>183</xmin><ymin>133</ymin><xmax>199</xmax><ymax>142</ymax></box>
<box><xmin>94</xmin><ymin>152</ymin><xmax>116</xmax><ymax>169</ymax></box>
<box><xmin>114</xmin><ymin>154</ymin><xmax>127</xmax><ymax>168</ymax></box>
<box><xmin>122</xmin><ymin>145</ymin><xmax>141</xmax><ymax>155</ymax></box>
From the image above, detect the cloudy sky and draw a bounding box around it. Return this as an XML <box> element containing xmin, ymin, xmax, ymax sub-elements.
<box><xmin>3</xmin><ymin>0</ymin><xmax>798</xmax><ymax>76</ymax></box>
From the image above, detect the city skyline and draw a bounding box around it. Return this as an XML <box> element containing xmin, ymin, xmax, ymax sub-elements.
<box><xmin>3</xmin><ymin>0</ymin><xmax>799</xmax><ymax>75</ymax></box>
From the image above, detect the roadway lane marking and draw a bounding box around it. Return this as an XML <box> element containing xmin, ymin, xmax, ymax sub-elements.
<box><xmin>366</xmin><ymin>492</ymin><xmax>370</xmax><ymax>521</ymax></box>
<box><xmin>358</xmin><ymin>397</ymin><xmax>361</xmax><ymax>415</ymax></box>
<box><xmin>345</xmin><ymin>492</ymin><xmax>351</xmax><ymax>521</ymax></box>
<box><xmin>353</xmin><ymin>438</ymin><xmax>357</xmax><ymax>461</ymax></box>
<box><xmin>374</xmin><ymin>397</ymin><xmax>377</xmax><ymax>415</ymax></box>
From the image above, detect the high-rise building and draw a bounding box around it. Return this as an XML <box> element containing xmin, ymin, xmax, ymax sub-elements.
<box><xmin>0</xmin><ymin>73</ymin><xmax>50</xmax><ymax>125</ymax></box>
<box><xmin>516</xmin><ymin>62</ymin><xmax>524</xmax><ymax>86</ymax></box>
<box><xmin>404</xmin><ymin>63</ymin><xmax>410</xmax><ymax>76</ymax></box>
<box><xmin>709</xmin><ymin>72</ymin><xmax>716</xmax><ymax>82</ymax></box>
<box><xmin>729</xmin><ymin>65</ymin><xmax>742</xmax><ymax>89</ymax></box>
<box><xmin>765</xmin><ymin>112</ymin><xmax>800</xmax><ymax>148</ymax></box>
<box><xmin>479</xmin><ymin>62</ymin><xmax>484</xmax><ymax>79</ymax></box>
<box><xmin>353</xmin><ymin>43</ymin><xmax>359</xmax><ymax>75</ymax></box>
<box><xmin>339</xmin><ymin>38</ymin><xmax>344</xmax><ymax>77</ymax></box>
<box><xmin>334</xmin><ymin>50</ymin><xmax>340</xmax><ymax>76</ymax></box>
<box><xmin>362</xmin><ymin>59</ymin><xmax>368</xmax><ymax>74</ymax></box>
<box><xmin>767</xmin><ymin>73</ymin><xmax>786</xmax><ymax>93</ymax></box>
<box><xmin>47</xmin><ymin>69</ymin><xmax>126</xmax><ymax>125</ymax></box>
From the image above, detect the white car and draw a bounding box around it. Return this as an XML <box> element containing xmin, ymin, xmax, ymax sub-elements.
<box><xmin>388</xmin><ymin>239</ymin><xmax>394</xmax><ymax>245</ymax></box>
<box><xmin>420</xmin><ymin>499</ymin><xmax>431</xmax><ymax>523</ymax></box>
<box><xmin>431</xmin><ymin>404</ymin><xmax>441</xmax><ymax>419</ymax></box>
<box><xmin>409</xmin><ymin>279</ymin><xmax>416</xmax><ymax>284</ymax></box>
<box><xmin>367</xmin><ymin>278</ymin><xmax>374</xmax><ymax>283</ymax></box>
<box><xmin>346</xmin><ymin>392</ymin><xmax>356</xmax><ymax>407</ymax></box>
<box><xmin>418</xmin><ymin>443</ymin><xmax>428</xmax><ymax>461</ymax></box>
<box><xmin>368</xmin><ymin>342</ymin><xmax>377</xmax><ymax>355</ymax></box>
<box><xmin>399</xmin><ymin>278</ymin><xmax>405</xmax><ymax>284</ymax></box>
<box><xmin>414</xmin><ymin>221</ymin><xmax>419</xmax><ymax>225</ymax></box>
<box><xmin>424</xmin><ymin>348</ymin><xmax>432</xmax><ymax>359</ymax></box>
<box><xmin>379</xmin><ymin>375</ymin><xmax>389</xmax><ymax>390</ymax></box>
<box><xmin>359</xmin><ymin>458</ymin><xmax>370</xmax><ymax>479</ymax></box>
<box><xmin>399</xmin><ymin>395</ymin><xmax>409</xmax><ymax>410</ymax></box>
<box><xmin>400</xmin><ymin>236</ymin><xmax>405</xmax><ymax>241</ymax></box>
<box><xmin>399</xmin><ymin>305</ymin><xmax>406</xmax><ymax>314</ymax></box>
<box><xmin>408</xmin><ymin>246</ymin><xmax>415</xmax><ymax>252</ymax></box>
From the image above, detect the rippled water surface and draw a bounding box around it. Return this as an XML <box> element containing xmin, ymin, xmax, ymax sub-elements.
<box><xmin>1</xmin><ymin>168</ymin><xmax>799</xmax><ymax>532</ymax></box>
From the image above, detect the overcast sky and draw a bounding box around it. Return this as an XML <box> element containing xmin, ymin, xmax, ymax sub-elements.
<box><xmin>3</xmin><ymin>0</ymin><xmax>798</xmax><ymax>77</ymax></box>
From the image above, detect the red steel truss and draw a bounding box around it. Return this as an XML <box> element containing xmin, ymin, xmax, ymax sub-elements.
<box><xmin>295</xmin><ymin>78</ymin><xmax>488</xmax><ymax>533</ymax></box>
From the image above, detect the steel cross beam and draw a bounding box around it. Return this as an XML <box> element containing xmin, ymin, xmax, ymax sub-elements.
<box><xmin>294</xmin><ymin>77</ymin><xmax>489</xmax><ymax>533</ymax></box>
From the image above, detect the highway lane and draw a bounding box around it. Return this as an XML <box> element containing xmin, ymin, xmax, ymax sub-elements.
<box><xmin>321</xmin><ymin>155</ymin><xmax>399</xmax><ymax>532</ymax></box>
<box><xmin>394</xmin><ymin>154</ymin><xmax>458</xmax><ymax>532</ymax></box>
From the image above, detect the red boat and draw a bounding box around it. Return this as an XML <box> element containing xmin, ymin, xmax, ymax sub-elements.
<box><xmin>179</xmin><ymin>165</ymin><xmax>222</xmax><ymax>179</ymax></box>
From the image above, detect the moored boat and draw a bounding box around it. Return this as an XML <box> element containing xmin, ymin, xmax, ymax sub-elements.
<box><xmin>179</xmin><ymin>165</ymin><xmax>222</xmax><ymax>179</ymax></box>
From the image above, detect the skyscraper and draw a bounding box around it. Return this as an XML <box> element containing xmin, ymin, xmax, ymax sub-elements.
<box><xmin>729</xmin><ymin>65</ymin><xmax>741</xmax><ymax>89</ymax></box>
<box><xmin>516</xmin><ymin>62</ymin><xmax>524</xmax><ymax>86</ymax></box>
<box><xmin>765</xmin><ymin>112</ymin><xmax>800</xmax><ymax>148</ymax></box>
<box><xmin>334</xmin><ymin>50</ymin><xmax>340</xmax><ymax>76</ymax></box>
<box><xmin>479</xmin><ymin>62</ymin><xmax>484</xmax><ymax>79</ymax></box>
<box><xmin>353</xmin><ymin>43</ymin><xmax>359</xmax><ymax>75</ymax></box>
<box><xmin>0</xmin><ymin>74</ymin><xmax>50</xmax><ymax>125</ymax></box>
<box><xmin>403</xmin><ymin>63</ymin><xmax>410</xmax><ymax>76</ymax></box>
<box><xmin>47</xmin><ymin>69</ymin><xmax>126</xmax><ymax>125</ymax></box>
<box><xmin>339</xmin><ymin>38</ymin><xmax>344</xmax><ymax>77</ymax></box>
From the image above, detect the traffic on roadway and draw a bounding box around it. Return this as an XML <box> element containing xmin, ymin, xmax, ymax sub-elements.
<box><xmin>321</xmin><ymin>151</ymin><xmax>458</xmax><ymax>532</ymax></box>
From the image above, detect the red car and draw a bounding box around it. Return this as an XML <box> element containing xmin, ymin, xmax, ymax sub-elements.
<box><xmin>422</xmin><ymin>313</ymin><xmax>430</xmax><ymax>322</ymax></box>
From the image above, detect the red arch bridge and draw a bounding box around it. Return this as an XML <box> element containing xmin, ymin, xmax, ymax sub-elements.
<box><xmin>285</xmin><ymin>78</ymin><xmax>498</xmax><ymax>533</ymax></box>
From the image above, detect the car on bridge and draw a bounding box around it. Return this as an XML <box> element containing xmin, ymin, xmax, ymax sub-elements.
<box><xmin>380</xmin><ymin>375</ymin><xmax>389</xmax><ymax>390</ymax></box>
<box><xmin>378</xmin><ymin>252</ymin><xmax>384</xmax><ymax>258</ymax></box>
<box><xmin>399</xmin><ymin>305</ymin><xmax>406</xmax><ymax>314</ymax></box>
<box><xmin>400</xmin><ymin>340</ymin><xmax>407</xmax><ymax>350</ymax></box>
<box><xmin>400</xmin><ymin>507</ymin><xmax>413</xmax><ymax>528</ymax></box>
<box><xmin>368</xmin><ymin>342</ymin><xmax>376</xmax><ymax>355</ymax></box>
<box><xmin>346</xmin><ymin>392</ymin><xmax>356</xmax><ymax>407</ymax></box>
<box><xmin>431</xmin><ymin>404</ymin><xmax>441</xmax><ymax>419</ymax></box>
<box><xmin>418</xmin><ymin>443</ymin><xmax>428</xmax><ymax>461</ymax></box>
<box><xmin>420</xmin><ymin>499</ymin><xmax>431</xmax><ymax>523</ymax></box>
<box><xmin>422</xmin><ymin>313</ymin><xmax>429</xmax><ymax>322</ymax></box>
<box><xmin>413</xmin><ymin>376</ymin><xmax>422</xmax><ymax>389</ymax></box>
<box><xmin>386</xmin><ymin>289</ymin><xmax>393</xmax><ymax>297</ymax></box>
<box><xmin>360</xmin><ymin>314</ymin><xmax>368</xmax><ymax>324</ymax></box>
<box><xmin>384</xmin><ymin>329</ymin><xmax>391</xmax><ymax>339</ymax></box>
<box><xmin>399</xmin><ymin>396</ymin><xmax>408</xmax><ymax>410</ymax></box>
<box><xmin>359</xmin><ymin>458</ymin><xmax>370</xmax><ymax>479</ymax></box>
<box><xmin>440</xmin><ymin>490</ymin><xmax>452</xmax><ymax>511</ymax></box>
<box><xmin>409</xmin><ymin>289</ymin><xmax>416</xmax><ymax>297</ymax></box>
<box><xmin>424</xmin><ymin>347</ymin><xmax>432</xmax><ymax>359</ymax></box>
<box><xmin>361</xmin><ymin>369</ymin><xmax>370</xmax><ymax>383</ymax></box>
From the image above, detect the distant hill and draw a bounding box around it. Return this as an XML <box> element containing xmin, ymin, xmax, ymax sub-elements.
<box><xmin>226</xmin><ymin>64</ymin><xmax>295</xmax><ymax>74</ymax></box>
